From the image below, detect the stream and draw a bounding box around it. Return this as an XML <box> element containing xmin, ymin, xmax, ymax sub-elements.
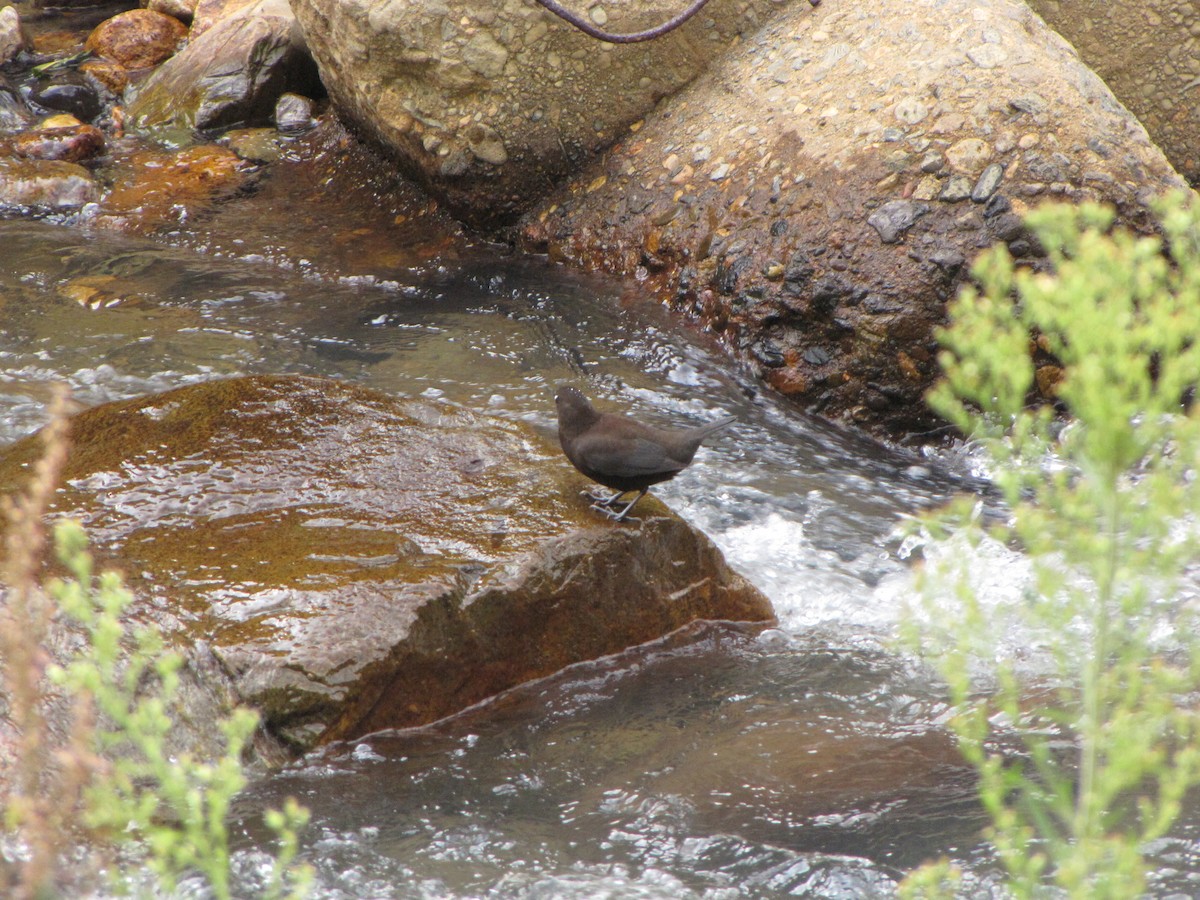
<box><xmin>3</xmin><ymin>129</ymin><xmax>1200</xmax><ymax>897</ymax></box>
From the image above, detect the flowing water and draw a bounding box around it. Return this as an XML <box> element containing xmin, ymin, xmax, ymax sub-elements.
<box><xmin>2</xmin><ymin>132</ymin><xmax>1199</xmax><ymax>897</ymax></box>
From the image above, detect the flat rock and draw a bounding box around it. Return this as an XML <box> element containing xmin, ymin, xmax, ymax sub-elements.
<box><xmin>289</xmin><ymin>0</ymin><xmax>807</xmax><ymax>227</ymax></box>
<box><xmin>518</xmin><ymin>0</ymin><xmax>1185</xmax><ymax>439</ymax></box>
<box><xmin>0</xmin><ymin>375</ymin><xmax>771</xmax><ymax>757</ymax></box>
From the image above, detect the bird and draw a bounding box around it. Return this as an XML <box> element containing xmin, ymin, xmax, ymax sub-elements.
<box><xmin>554</xmin><ymin>385</ymin><xmax>734</xmax><ymax>522</ymax></box>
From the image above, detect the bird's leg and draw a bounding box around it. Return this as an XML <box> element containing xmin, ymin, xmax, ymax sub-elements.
<box><xmin>608</xmin><ymin>489</ymin><xmax>647</xmax><ymax>522</ymax></box>
<box><xmin>584</xmin><ymin>488</ymin><xmax>627</xmax><ymax>508</ymax></box>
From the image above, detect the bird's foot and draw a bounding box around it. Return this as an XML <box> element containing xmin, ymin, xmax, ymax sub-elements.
<box><xmin>599</xmin><ymin>489</ymin><xmax>647</xmax><ymax>523</ymax></box>
<box><xmin>588</xmin><ymin>500</ymin><xmax>640</xmax><ymax>522</ymax></box>
<box><xmin>578</xmin><ymin>488</ymin><xmax>646</xmax><ymax>522</ymax></box>
<box><xmin>582</xmin><ymin>488</ymin><xmax>626</xmax><ymax>508</ymax></box>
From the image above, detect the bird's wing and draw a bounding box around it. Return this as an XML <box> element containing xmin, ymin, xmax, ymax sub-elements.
<box><xmin>576</xmin><ymin>433</ymin><xmax>686</xmax><ymax>476</ymax></box>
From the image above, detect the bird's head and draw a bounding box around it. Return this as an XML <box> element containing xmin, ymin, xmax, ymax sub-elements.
<box><xmin>554</xmin><ymin>385</ymin><xmax>597</xmax><ymax>424</ymax></box>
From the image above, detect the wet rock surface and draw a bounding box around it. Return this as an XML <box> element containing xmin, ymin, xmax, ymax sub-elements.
<box><xmin>27</xmin><ymin>75</ymin><xmax>102</xmax><ymax>121</ymax></box>
<box><xmin>288</xmin><ymin>0</ymin><xmax>807</xmax><ymax>228</ymax></box>
<box><xmin>0</xmin><ymin>4</ymin><xmax>31</xmax><ymax>65</ymax></box>
<box><xmin>0</xmin><ymin>0</ymin><xmax>338</xmax><ymax>231</ymax></box>
<box><xmin>127</xmin><ymin>5</ymin><xmax>317</xmax><ymax>133</ymax></box>
<box><xmin>0</xmin><ymin>156</ymin><xmax>99</xmax><ymax>207</ymax></box>
<box><xmin>0</xmin><ymin>74</ymin><xmax>32</xmax><ymax>129</ymax></box>
<box><xmin>0</xmin><ymin>0</ymin><xmax>1190</xmax><ymax>441</ymax></box>
<box><xmin>84</xmin><ymin>7</ymin><xmax>187</xmax><ymax>70</ymax></box>
<box><xmin>518</xmin><ymin>0</ymin><xmax>1186</xmax><ymax>439</ymax></box>
<box><xmin>0</xmin><ymin>375</ymin><xmax>772</xmax><ymax>756</ymax></box>
<box><xmin>88</xmin><ymin>143</ymin><xmax>253</xmax><ymax>232</ymax></box>
<box><xmin>5</xmin><ymin>122</ymin><xmax>104</xmax><ymax>161</ymax></box>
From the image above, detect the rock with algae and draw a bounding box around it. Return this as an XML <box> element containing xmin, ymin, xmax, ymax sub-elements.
<box><xmin>0</xmin><ymin>375</ymin><xmax>771</xmax><ymax>759</ymax></box>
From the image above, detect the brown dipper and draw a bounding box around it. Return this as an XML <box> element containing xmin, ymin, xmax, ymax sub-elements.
<box><xmin>554</xmin><ymin>385</ymin><xmax>734</xmax><ymax>521</ymax></box>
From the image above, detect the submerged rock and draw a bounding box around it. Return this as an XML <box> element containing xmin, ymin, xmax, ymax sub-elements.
<box><xmin>0</xmin><ymin>375</ymin><xmax>771</xmax><ymax>758</ymax></box>
<box><xmin>88</xmin><ymin>144</ymin><xmax>252</xmax><ymax>233</ymax></box>
<box><xmin>519</xmin><ymin>0</ymin><xmax>1185</xmax><ymax>439</ymax></box>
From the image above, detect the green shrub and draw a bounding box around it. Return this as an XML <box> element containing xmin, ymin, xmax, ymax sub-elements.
<box><xmin>901</xmin><ymin>192</ymin><xmax>1200</xmax><ymax>899</ymax></box>
<box><xmin>48</xmin><ymin>520</ymin><xmax>312</xmax><ymax>900</ymax></box>
<box><xmin>1</xmin><ymin>391</ymin><xmax>310</xmax><ymax>899</ymax></box>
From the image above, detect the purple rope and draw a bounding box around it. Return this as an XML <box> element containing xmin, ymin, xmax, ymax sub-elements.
<box><xmin>531</xmin><ymin>0</ymin><xmax>711</xmax><ymax>43</ymax></box>
<box><xmin>531</xmin><ymin>0</ymin><xmax>818</xmax><ymax>44</ymax></box>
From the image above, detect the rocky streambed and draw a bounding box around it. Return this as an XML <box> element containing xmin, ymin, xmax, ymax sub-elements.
<box><xmin>1</xmin><ymin>0</ymin><xmax>1200</xmax><ymax>895</ymax></box>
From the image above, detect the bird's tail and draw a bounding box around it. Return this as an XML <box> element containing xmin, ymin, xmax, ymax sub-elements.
<box><xmin>695</xmin><ymin>416</ymin><xmax>736</xmax><ymax>439</ymax></box>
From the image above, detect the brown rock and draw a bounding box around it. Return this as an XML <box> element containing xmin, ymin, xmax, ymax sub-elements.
<box><xmin>10</xmin><ymin>124</ymin><xmax>105</xmax><ymax>163</ymax></box>
<box><xmin>766</xmin><ymin>365</ymin><xmax>808</xmax><ymax>396</ymax></box>
<box><xmin>1036</xmin><ymin>363</ymin><xmax>1065</xmax><ymax>398</ymax></box>
<box><xmin>0</xmin><ymin>375</ymin><xmax>771</xmax><ymax>756</ymax></box>
<box><xmin>85</xmin><ymin>9</ymin><xmax>188</xmax><ymax>70</ymax></box>
<box><xmin>0</xmin><ymin>158</ymin><xmax>100</xmax><ymax>209</ymax></box>
<box><xmin>80</xmin><ymin>59</ymin><xmax>130</xmax><ymax>95</ymax></box>
<box><xmin>91</xmin><ymin>144</ymin><xmax>250</xmax><ymax>233</ymax></box>
<box><xmin>127</xmin><ymin>7</ymin><xmax>315</xmax><ymax>133</ymax></box>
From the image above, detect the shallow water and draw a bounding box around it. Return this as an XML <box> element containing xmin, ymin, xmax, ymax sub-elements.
<box><xmin>0</xmin><ymin>136</ymin><xmax>1195</xmax><ymax>897</ymax></box>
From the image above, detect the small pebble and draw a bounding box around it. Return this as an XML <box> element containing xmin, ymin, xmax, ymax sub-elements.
<box><xmin>971</xmin><ymin>163</ymin><xmax>1004</xmax><ymax>202</ymax></box>
<box><xmin>919</xmin><ymin>151</ymin><xmax>944</xmax><ymax>174</ymax></box>
<box><xmin>867</xmin><ymin>199</ymin><xmax>927</xmax><ymax>243</ymax></box>
<box><xmin>939</xmin><ymin>175</ymin><xmax>973</xmax><ymax>202</ymax></box>
<box><xmin>274</xmin><ymin>93</ymin><xmax>314</xmax><ymax>133</ymax></box>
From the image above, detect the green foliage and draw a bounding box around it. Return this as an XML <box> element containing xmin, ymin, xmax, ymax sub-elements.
<box><xmin>43</xmin><ymin>519</ymin><xmax>312</xmax><ymax>899</ymax></box>
<box><xmin>901</xmin><ymin>192</ymin><xmax>1200</xmax><ymax>899</ymax></box>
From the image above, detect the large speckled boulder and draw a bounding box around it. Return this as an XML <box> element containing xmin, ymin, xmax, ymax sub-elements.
<box><xmin>1026</xmin><ymin>0</ymin><xmax>1200</xmax><ymax>184</ymax></box>
<box><xmin>0</xmin><ymin>375</ymin><xmax>771</xmax><ymax>760</ymax></box>
<box><xmin>289</xmin><ymin>0</ymin><xmax>810</xmax><ymax>227</ymax></box>
<box><xmin>519</xmin><ymin>0</ymin><xmax>1186</xmax><ymax>439</ymax></box>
